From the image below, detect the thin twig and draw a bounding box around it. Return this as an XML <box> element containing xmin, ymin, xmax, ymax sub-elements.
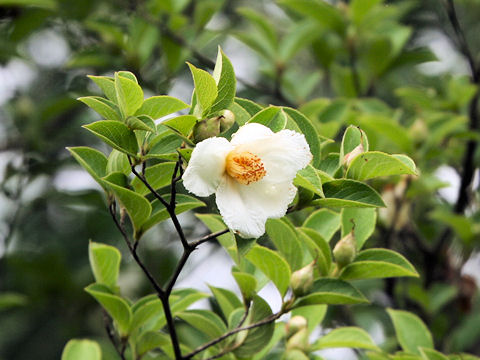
<box><xmin>189</xmin><ymin>229</ymin><xmax>230</xmax><ymax>248</ymax></box>
<box><xmin>103</xmin><ymin>310</ymin><xmax>126</xmax><ymax>360</ymax></box>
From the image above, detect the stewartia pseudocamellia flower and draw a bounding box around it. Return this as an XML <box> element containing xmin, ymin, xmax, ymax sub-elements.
<box><xmin>183</xmin><ymin>123</ymin><xmax>312</xmax><ymax>238</ymax></box>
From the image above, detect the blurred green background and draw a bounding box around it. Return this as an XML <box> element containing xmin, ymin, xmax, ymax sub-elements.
<box><xmin>1</xmin><ymin>0</ymin><xmax>479</xmax><ymax>359</ymax></box>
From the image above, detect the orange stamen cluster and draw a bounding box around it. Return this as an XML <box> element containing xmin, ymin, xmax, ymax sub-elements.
<box><xmin>225</xmin><ymin>150</ymin><xmax>266</xmax><ymax>185</ymax></box>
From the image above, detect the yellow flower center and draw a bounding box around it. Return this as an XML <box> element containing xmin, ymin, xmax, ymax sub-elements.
<box><xmin>225</xmin><ymin>150</ymin><xmax>266</xmax><ymax>185</ymax></box>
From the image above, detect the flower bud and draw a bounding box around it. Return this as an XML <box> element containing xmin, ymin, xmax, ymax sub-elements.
<box><xmin>219</xmin><ymin>109</ymin><xmax>235</xmax><ymax>133</ymax></box>
<box><xmin>286</xmin><ymin>328</ymin><xmax>309</xmax><ymax>352</ymax></box>
<box><xmin>343</xmin><ymin>143</ymin><xmax>364</xmax><ymax>167</ymax></box>
<box><xmin>290</xmin><ymin>261</ymin><xmax>315</xmax><ymax>297</ymax></box>
<box><xmin>333</xmin><ymin>232</ymin><xmax>356</xmax><ymax>269</ymax></box>
<box><xmin>192</xmin><ymin>117</ymin><xmax>221</xmax><ymax>143</ymax></box>
<box><xmin>410</xmin><ymin>119</ymin><xmax>428</xmax><ymax>142</ymax></box>
<box><xmin>286</xmin><ymin>316</ymin><xmax>308</xmax><ymax>339</ymax></box>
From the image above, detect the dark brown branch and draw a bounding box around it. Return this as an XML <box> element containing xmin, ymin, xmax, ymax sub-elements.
<box><xmin>189</xmin><ymin>229</ymin><xmax>230</xmax><ymax>248</ymax></box>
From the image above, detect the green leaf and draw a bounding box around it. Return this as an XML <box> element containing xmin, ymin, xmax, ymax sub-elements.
<box><xmin>346</xmin><ymin>151</ymin><xmax>417</xmax><ymax>180</ymax></box>
<box><xmin>245</xmin><ymin>245</ymin><xmax>291</xmax><ymax>297</ymax></box>
<box><xmin>88</xmin><ymin>75</ymin><xmax>117</xmax><ymax>102</ymax></box>
<box><xmin>83</xmin><ymin>120</ymin><xmax>138</xmax><ymax>156</ymax></box>
<box><xmin>279</xmin><ymin>20</ymin><xmax>319</xmax><ymax>62</ymax></box>
<box><xmin>136</xmin><ymin>96</ymin><xmax>189</xmax><ymax>119</ymax></box>
<box><xmin>232</xmin><ymin>271</ymin><xmax>257</xmax><ymax>302</ymax></box>
<box><xmin>85</xmin><ymin>284</ymin><xmax>132</xmax><ymax>336</ymax></box>
<box><xmin>188</xmin><ymin>62</ymin><xmax>218</xmax><ymax>116</ymax></box>
<box><xmin>295</xmin><ymin>279</ymin><xmax>368</xmax><ymax>306</ymax></box>
<box><xmin>235</xmin><ymin>97</ymin><xmax>263</xmax><ymax>116</ymax></box>
<box><xmin>106</xmin><ymin>149</ymin><xmax>130</xmax><ymax>175</ymax></box>
<box><xmin>210</xmin><ymin>47</ymin><xmax>236</xmax><ymax>114</ymax></box>
<box><xmin>303</xmin><ymin>209</ymin><xmax>340</xmax><ymax>242</ymax></box>
<box><xmin>126</xmin><ymin>115</ymin><xmax>156</xmax><ymax>132</ymax></box>
<box><xmin>115</xmin><ymin>72</ymin><xmax>144</xmax><ymax>117</ymax></box>
<box><xmin>312</xmin><ymin>327</ymin><xmax>379</xmax><ymax>351</ymax></box>
<box><xmin>61</xmin><ymin>339</ymin><xmax>101</xmax><ymax>360</ymax></box>
<box><xmin>340</xmin><ymin>249</ymin><xmax>418</xmax><ymax>280</ymax></box>
<box><xmin>315</xmin><ymin>179</ymin><xmax>385</xmax><ymax>208</ymax></box>
<box><xmin>419</xmin><ymin>348</ymin><xmax>449</xmax><ymax>360</ymax></box>
<box><xmin>294</xmin><ymin>164</ymin><xmax>324</xmax><ymax>197</ymax></box>
<box><xmin>141</xmin><ymin>194</ymin><xmax>205</xmax><ymax>233</ymax></box>
<box><xmin>341</xmin><ymin>208</ymin><xmax>376</xmax><ymax>250</ymax></box>
<box><xmin>78</xmin><ymin>96</ymin><xmax>120</xmax><ymax>120</ymax></box>
<box><xmin>237</xmin><ymin>8</ymin><xmax>277</xmax><ymax>52</ymax></box>
<box><xmin>351</xmin><ymin>0</ymin><xmax>383</xmax><ymax>24</ymax></box>
<box><xmin>195</xmin><ymin>214</ymin><xmax>237</xmax><ymax>260</ymax></box>
<box><xmin>234</xmin><ymin>295</ymin><xmax>274</xmax><ymax>358</ymax></box>
<box><xmin>177</xmin><ymin>309</ymin><xmax>227</xmax><ymax>339</ymax></box>
<box><xmin>162</xmin><ymin>115</ymin><xmax>197</xmax><ymax>136</ymax></box>
<box><xmin>292</xmin><ymin>305</ymin><xmax>327</xmax><ymax>334</ymax></box>
<box><xmin>340</xmin><ymin>125</ymin><xmax>369</xmax><ymax>165</ymax></box>
<box><xmin>145</xmin><ymin>128</ymin><xmax>183</xmax><ymax>160</ymax></box>
<box><xmin>131</xmin><ymin>162</ymin><xmax>176</xmax><ymax>195</ymax></box>
<box><xmin>387</xmin><ymin>309</ymin><xmax>434</xmax><ymax>355</ymax></box>
<box><xmin>266</xmin><ymin>219</ymin><xmax>304</xmax><ymax>271</ymax></box>
<box><xmin>252</xmin><ymin>323</ymin><xmax>286</xmax><ymax>360</ymax></box>
<box><xmin>88</xmin><ymin>242</ymin><xmax>121</xmax><ymax>291</ymax></box>
<box><xmin>130</xmin><ymin>298</ymin><xmax>163</xmax><ymax>334</ymax></box>
<box><xmin>209</xmin><ymin>285</ymin><xmax>243</xmax><ymax>320</ymax></box>
<box><xmin>103</xmin><ymin>180</ymin><xmax>152</xmax><ymax>236</ymax></box>
<box><xmin>248</xmin><ymin>106</ymin><xmax>286</xmax><ymax>132</ymax></box>
<box><xmin>0</xmin><ymin>292</ymin><xmax>28</xmax><ymax>310</ymax></box>
<box><xmin>68</xmin><ymin>147</ymin><xmax>108</xmax><ymax>190</ymax></box>
<box><xmin>137</xmin><ymin>331</ymin><xmax>170</xmax><ymax>356</ymax></box>
<box><xmin>297</xmin><ymin>227</ymin><xmax>332</xmax><ymax>276</ymax></box>
<box><xmin>283</xmin><ymin>107</ymin><xmax>321</xmax><ymax>168</ymax></box>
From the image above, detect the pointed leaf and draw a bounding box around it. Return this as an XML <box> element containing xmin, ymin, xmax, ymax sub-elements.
<box><xmin>106</xmin><ymin>149</ymin><xmax>130</xmax><ymax>175</ymax></box>
<box><xmin>245</xmin><ymin>245</ymin><xmax>291</xmax><ymax>297</ymax></box>
<box><xmin>136</xmin><ymin>96</ymin><xmax>189</xmax><ymax>119</ymax></box>
<box><xmin>131</xmin><ymin>162</ymin><xmax>176</xmax><ymax>195</ymax></box>
<box><xmin>188</xmin><ymin>63</ymin><xmax>218</xmax><ymax>116</ymax></box>
<box><xmin>88</xmin><ymin>242</ymin><xmax>121</xmax><ymax>291</ymax></box>
<box><xmin>232</xmin><ymin>271</ymin><xmax>257</xmax><ymax>302</ymax></box>
<box><xmin>266</xmin><ymin>219</ymin><xmax>304</xmax><ymax>271</ymax></box>
<box><xmin>68</xmin><ymin>147</ymin><xmax>108</xmax><ymax>189</ymax></box>
<box><xmin>88</xmin><ymin>75</ymin><xmax>117</xmax><ymax>102</ymax></box>
<box><xmin>78</xmin><ymin>96</ymin><xmax>120</xmax><ymax>120</ymax></box>
<box><xmin>312</xmin><ymin>327</ymin><xmax>379</xmax><ymax>351</ymax></box>
<box><xmin>209</xmin><ymin>48</ymin><xmax>236</xmax><ymax>114</ymax></box>
<box><xmin>209</xmin><ymin>285</ymin><xmax>243</xmax><ymax>320</ymax></box>
<box><xmin>177</xmin><ymin>309</ymin><xmax>227</xmax><ymax>339</ymax></box>
<box><xmin>387</xmin><ymin>309</ymin><xmax>433</xmax><ymax>355</ymax></box>
<box><xmin>248</xmin><ymin>106</ymin><xmax>286</xmax><ymax>132</ymax></box>
<box><xmin>294</xmin><ymin>164</ymin><xmax>324</xmax><ymax>197</ymax></box>
<box><xmin>83</xmin><ymin>120</ymin><xmax>138</xmax><ymax>156</ymax></box>
<box><xmin>297</xmin><ymin>227</ymin><xmax>332</xmax><ymax>276</ymax></box>
<box><xmin>295</xmin><ymin>279</ymin><xmax>368</xmax><ymax>306</ymax></box>
<box><xmin>340</xmin><ymin>125</ymin><xmax>368</xmax><ymax>165</ymax></box>
<box><xmin>315</xmin><ymin>179</ymin><xmax>385</xmax><ymax>208</ymax></box>
<box><xmin>126</xmin><ymin>115</ymin><xmax>156</xmax><ymax>132</ymax></box>
<box><xmin>115</xmin><ymin>72</ymin><xmax>144</xmax><ymax>117</ymax></box>
<box><xmin>162</xmin><ymin>115</ymin><xmax>197</xmax><ymax>136</ymax></box>
<box><xmin>346</xmin><ymin>151</ymin><xmax>417</xmax><ymax>180</ymax></box>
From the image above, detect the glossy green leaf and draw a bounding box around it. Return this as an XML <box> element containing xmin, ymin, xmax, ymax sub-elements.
<box><xmin>303</xmin><ymin>209</ymin><xmax>340</xmax><ymax>242</ymax></box>
<box><xmin>251</xmin><ymin>323</ymin><xmax>286</xmax><ymax>360</ymax></box>
<box><xmin>209</xmin><ymin>285</ymin><xmax>243</xmax><ymax>320</ymax></box>
<box><xmin>78</xmin><ymin>96</ymin><xmax>120</xmax><ymax>120</ymax></box>
<box><xmin>387</xmin><ymin>309</ymin><xmax>434</xmax><ymax>355</ymax></box>
<box><xmin>210</xmin><ymin>47</ymin><xmax>236</xmax><ymax>114</ymax></box>
<box><xmin>294</xmin><ymin>164</ymin><xmax>324</xmax><ymax>197</ymax></box>
<box><xmin>188</xmin><ymin>62</ymin><xmax>218</xmax><ymax>116</ymax></box>
<box><xmin>85</xmin><ymin>284</ymin><xmax>132</xmax><ymax>336</ymax></box>
<box><xmin>315</xmin><ymin>179</ymin><xmax>385</xmax><ymax>208</ymax></box>
<box><xmin>312</xmin><ymin>327</ymin><xmax>379</xmax><ymax>351</ymax></box>
<box><xmin>130</xmin><ymin>298</ymin><xmax>163</xmax><ymax>334</ymax></box>
<box><xmin>131</xmin><ymin>162</ymin><xmax>176</xmax><ymax>195</ymax></box>
<box><xmin>141</xmin><ymin>194</ymin><xmax>205</xmax><ymax>233</ymax></box>
<box><xmin>162</xmin><ymin>115</ymin><xmax>197</xmax><ymax>136</ymax></box>
<box><xmin>266</xmin><ymin>219</ymin><xmax>304</xmax><ymax>271</ymax></box>
<box><xmin>232</xmin><ymin>271</ymin><xmax>257</xmax><ymax>302</ymax></box>
<box><xmin>126</xmin><ymin>115</ymin><xmax>156</xmax><ymax>132</ymax></box>
<box><xmin>88</xmin><ymin>242</ymin><xmax>121</xmax><ymax>291</ymax></box>
<box><xmin>235</xmin><ymin>97</ymin><xmax>263</xmax><ymax>116</ymax></box>
<box><xmin>419</xmin><ymin>348</ymin><xmax>449</xmax><ymax>360</ymax></box>
<box><xmin>341</xmin><ymin>208</ymin><xmax>376</xmax><ymax>249</ymax></box>
<box><xmin>103</xmin><ymin>179</ymin><xmax>152</xmax><ymax>235</ymax></box>
<box><xmin>297</xmin><ymin>227</ymin><xmax>332</xmax><ymax>276</ymax></box>
<box><xmin>115</xmin><ymin>72</ymin><xmax>144</xmax><ymax>117</ymax></box>
<box><xmin>145</xmin><ymin>128</ymin><xmax>183</xmax><ymax>159</ymax></box>
<box><xmin>106</xmin><ymin>149</ymin><xmax>130</xmax><ymax>175</ymax></box>
<box><xmin>351</xmin><ymin>0</ymin><xmax>383</xmax><ymax>24</ymax></box>
<box><xmin>248</xmin><ymin>106</ymin><xmax>286</xmax><ymax>132</ymax></box>
<box><xmin>340</xmin><ymin>125</ymin><xmax>368</xmax><ymax>165</ymax></box>
<box><xmin>61</xmin><ymin>339</ymin><xmax>101</xmax><ymax>360</ymax></box>
<box><xmin>245</xmin><ymin>245</ymin><xmax>291</xmax><ymax>297</ymax></box>
<box><xmin>234</xmin><ymin>295</ymin><xmax>274</xmax><ymax>358</ymax></box>
<box><xmin>340</xmin><ymin>248</ymin><xmax>418</xmax><ymax>280</ymax></box>
<box><xmin>283</xmin><ymin>107</ymin><xmax>321</xmax><ymax>167</ymax></box>
<box><xmin>137</xmin><ymin>331</ymin><xmax>170</xmax><ymax>356</ymax></box>
<box><xmin>88</xmin><ymin>75</ymin><xmax>117</xmax><ymax>102</ymax></box>
<box><xmin>177</xmin><ymin>309</ymin><xmax>227</xmax><ymax>339</ymax></box>
<box><xmin>68</xmin><ymin>147</ymin><xmax>108</xmax><ymax>189</ymax></box>
<box><xmin>136</xmin><ymin>96</ymin><xmax>189</xmax><ymax>119</ymax></box>
<box><xmin>295</xmin><ymin>279</ymin><xmax>368</xmax><ymax>306</ymax></box>
<box><xmin>346</xmin><ymin>151</ymin><xmax>417</xmax><ymax>180</ymax></box>
<box><xmin>83</xmin><ymin>120</ymin><xmax>138</xmax><ymax>156</ymax></box>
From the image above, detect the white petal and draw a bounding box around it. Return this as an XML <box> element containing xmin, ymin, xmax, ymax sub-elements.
<box><xmin>230</xmin><ymin>123</ymin><xmax>274</xmax><ymax>146</ymax></box>
<box><xmin>239</xmin><ymin>129</ymin><xmax>312</xmax><ymax>183</ymax></box>
<box><xmin>215</xmin><ymin>177</ymin><xmax>297</xmax><ymax>238</ymax></box>
<box><xmin>182</xmin><ymin>137</ymin><xmax>233</xmax><ymax>197</ymax></box>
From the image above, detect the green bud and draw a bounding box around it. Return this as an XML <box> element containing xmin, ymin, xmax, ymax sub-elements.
<box><xmin>343</xmin><ymin>143</ymin><xmax>364</xmax><ymax>167</ymax></box>
<box><xmin>286</xmin><ymin>316</ymin><xmax>308</xmax><ymax>339</ymax></box>
<box><xmin>192</xmin><ymin>117</ymin><xmax>221</xmax><ymax>143</ymax></box>
<box><xmin>290</xmin><ymin>261</ymin><xmax>315</xmax><ymax>297</ymax></box>
<box><xmin>219</xmin><ymin>109</ymin><xmax>235</xmax><ymax>132</ymax></box>
<box><xmin>286</xmin><ymin>328</ymin><xmax>309</xmax><ymax>352</ymax></box>
<box><xmin>333</xmin><ymin>232</ymin><xmax>356</xmax><ymax>269</ymax></box>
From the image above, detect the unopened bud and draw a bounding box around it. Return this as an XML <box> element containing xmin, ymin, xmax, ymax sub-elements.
<box><xmin>219</xmin><ymin>109</ymin><xmax>235</xmax><ymax>132</ymax></box>
<box><xmin>343</xmin><ymin>143</ymin><xmax>364</xmax><ymax>167</ymax></box>
<box><xmin>290</xmin><ymin>261</ymin><xmax>315</xmax><ymax>297</ymax></box>
<box><xmin>284</xmin><ymin>349</ymin><xmax>310</xmax><ymax>360</ymax></box>
<box><xmin>286</xmin><ymin>316</ymin><xmax>308</xmax><ymax>339</ymax></box>
<box><xmin>333</xmin><ymin>232</ymin><xmax>356</xmax><ymax>269</ymax></box>
<box><xmin>410</xmin><ymin>119</ymin><xmax>428</xmax><ymax>142</ymax></box>
<box><xmin>192</xmin><ymin>117</ymin><xmax>221</xmax><ymax>143</ymax></box>
<box><xmin>286</xmin><ymin>328</ymin><xmax>309</xmax><ymax>352</ymax></box>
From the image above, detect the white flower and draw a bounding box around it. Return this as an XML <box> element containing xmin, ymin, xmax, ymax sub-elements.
<box><xmin>183</xmin><ymin>123</ymin><xmax>312</xmax><ymax>238</ymax></box>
